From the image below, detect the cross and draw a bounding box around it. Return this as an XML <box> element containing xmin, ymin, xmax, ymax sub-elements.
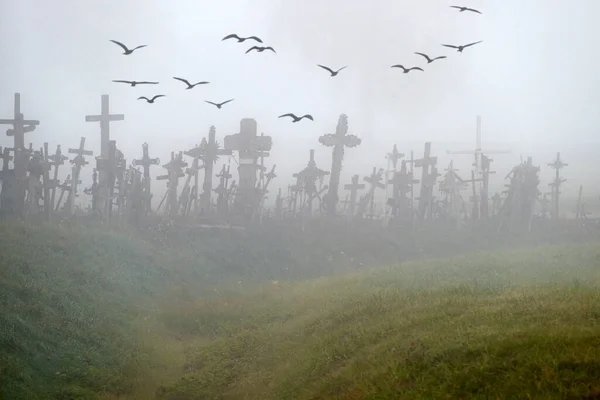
<box><xmin>0</xmin><ymin>147</ymin><xmax>13</xmax><ymax>178</ymax></box>
<box><xmin>40</xmin><ymin>143</ymin><xmax>58</xmax><ymax>218</ymax></box>
<box><xmin>386</xmin><ymin>144</ymin><xmax>405</xmax><ymax>170</ymax></box>
<box><xmin>363</xmin><ymin>167</ymin><xmax>385</xmax><ymax>217</ymax></box>
<box><xmin>319</xmin><ymin>114</ymin><xmax>361</xmax><ymax>216</ymax></box>
<box><xmin>132</xmin><ymin>142</ymin><xmax>160</xmax><ymax>211</ymax></box>
<box><xmin>293</xmin><ymin>149</ymin><xmax>330</xmax><ymax>215</ymax></box>
<box><xmin>547</xmin><ymin>152</ymin><xmax>568</xmax><ymax>221</ymax></box>
<box><xmin>0</xmin><ymin>93</ymin><xmax>40</xmax><ymax>151</ymax></box>
<box><xmin>413</xmin><ymin>142</ymin><xmax>438</xmax><ymax>221</ymax></box>
<box><xmin>65</xmin><ymin>137</ymin><xmax>93</xmax><ymax>215</ymax></box>
<box><xmin>69</xmin><ymin>137</ymin><xmax>94</xmax><ymax>169</ymax></box>
<box><xmin>224</xmin><ymin>118</ymin><xmax>272</xmax><ymax>216</ymax></box>
<box><xmin>157</xmin><ymin>152</ymin><xmax>187</xmax><ymax>217</ymax></box>
<box><xmin>344</xmin><ymin>174</ymin><xmax>365</xmax><ymax>217</ymax></box>
<box><xmin>463</xmin><ymin>170</ymin><xmax>483</xmax><ymax>219</ymax></box>
<box><xmin>85</xmin><ymin>94</ymin><xmax>124</xmax><ymax>158</ymax></box>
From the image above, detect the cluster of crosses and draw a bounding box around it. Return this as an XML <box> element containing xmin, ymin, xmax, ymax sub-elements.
<box><xmin>0</xmin><ymin>92</ymin><xmax>582</xmax><ymax>232</ymax></box>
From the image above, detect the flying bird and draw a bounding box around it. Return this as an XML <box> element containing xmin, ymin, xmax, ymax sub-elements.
<box><xmin>222</xmin><ymin>33</ymin><xmax>263</xmax><ymax>43</ymax></box>
<box><xmin>112</xmin><ymin>80</ymin><xmax>158</xmax><ymax>87</ymax></box>
<box><xmin>205</xmin><ymin>99</ymin><xmax>234</xmax><ymax>109</ymax></box>
<box><xmin>245</xmin><ymin>46</ymin><xmax>276</xmax><ymax>54</ymax></box>
<box><xmin>109</xmin><ymin>40</ymin><xmax>147</xmax><ymax>55</ymax></box>
<box><xmin>414</xmin><ymin>52</ymin><xmax>447</xmax><ymax>64</ymax></box>
<box><xmin>441</xmin><ymin>41</ymin><xmax>483</xmax><ymax>52</ymax></box>
<box><xmin>317</xmin><ymin>64</ymin><xmax>348</xmax><ymax>77</ymax></box>
<box><xmin>450</xmin><ymin>6</ymin><xmax>482</xmax><ymax>14</ymax></box>
<box><xmin>278</xmin><ymin>113</ymin><xmax>314</xmax><ymax>123</ymax></box>
<box><xmin>391</xmin><ymin>65</ymin><xmax>424</xmax><ymax>74</ymax></box>
<box><xmin>137</xmin><ymin>95</ymin><xmax>165</xmax><ymax>103</ymax></box>
<box><xmin>173</xmin><ymin>77</ymin><xmax>210</xmax><ymax>89</ymax></box>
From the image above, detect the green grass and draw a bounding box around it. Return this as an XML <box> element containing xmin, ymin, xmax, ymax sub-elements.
<box><xmin>1</xmin><ymin>220</ymin><xmax>600</xmax><ymax>399</ymax></box>
<box><xmin>155</xmin><ymin>243</ymin><xmax>600</xmax><ymax>399</ymax></box>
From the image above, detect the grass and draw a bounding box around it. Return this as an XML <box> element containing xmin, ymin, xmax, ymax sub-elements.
<box><xmin>154</xmin><ymin>243</ymin><xmax>600</xmax><ymax>399</ymax></box>
<box><xmin>0</xmin><ymin>220</ymin><xmax>599</xmax><ymax>399</ymax></box>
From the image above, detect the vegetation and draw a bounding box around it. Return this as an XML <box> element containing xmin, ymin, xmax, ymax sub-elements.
<box><xmin>0</xmin><ymin>220</ymin><xmax>599</xmax><ymax>399</ymax></box>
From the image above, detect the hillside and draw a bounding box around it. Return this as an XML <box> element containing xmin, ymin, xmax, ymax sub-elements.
<box><xmin>0</xmin><ymin>221</ymin><xmax>599</xmax><ymax>399</ymax></box>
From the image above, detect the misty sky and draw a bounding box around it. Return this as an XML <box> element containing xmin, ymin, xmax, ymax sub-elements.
<box><xmin>1</xmin><ymin>0</ymin><xmax>599</xmax><ymax>205</ymax></box>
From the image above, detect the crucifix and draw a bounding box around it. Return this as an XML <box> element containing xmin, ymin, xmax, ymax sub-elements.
<box><xmin>156</xmin><ymin>152</ymin><xmax>187</xmax><ymax>218</ymax></box>
<box><xmin>66</xmin><ymin>137</ymin><xmax>93</xmax><ymax>215</ymax></box>
<box><xmin>224</xmin><ymin>118</ymin><xmax>272</xmax><ymax>218</ymax></box>
<box><xmin>343</xmin><ymin>174</ymin><xmax>365</xmax><ymax>218</ymax></box>
<box><xmin>85</xmin><ymin>94</ymin><xmax>124</xmax><ymax>216</ymax></box>
<box><xmin>0</xmin><ymin>93</ymin><xmax>40</xmax><ymax>216</ymax></box>
<box><xmin>132</xmin><ymin>142</ymin><xmax>160</xmax><ymax>213</ymax></box>
<box><xmin>319</xmin><ymin>114</ymin><xmax>361</xmax><ymax>216</ymax></box>
<box><xmin>214</xmin><ymin>164</ymin><xmax>232</xmax><ymax>215</ymax></box>
<box><xmin>293</xmin><ymin>149</ymin><xmax>330</xmax><ymax>216</ymax></box>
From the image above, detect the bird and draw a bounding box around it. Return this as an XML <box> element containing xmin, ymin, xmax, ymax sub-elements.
<box><xmin>450</xmin><ymin>5</ymin><xmax>482</xmax><ymax>14</ymax></box>
<box><xmin>205</xmin><ymin>99</ymin><xmax>234</xmax><ymax>109</ymax></box>
<box><xmin>391</xmin><ymin>65</ymin><xmax>424</xmax><ymax>74</ymax></box>
<box><xmin>137</xmin><ymin>95</ymin><xmax>165</xmax><ymax>103</ymax></box>
<box><xmin>222</xmin><ymin>33</ymin><xmax>263</xmax><ymax>43</ymax></box>
<box><xmin>317</xmin><ymin>64</ymin><xmax>347</xmax><ymax>77</ymax></box>
<box><xmin>245</xmin><ymin>46</ymin><xmax>276</xmax><ymax>54</ymax></box>
<box><xmin>112</xmin><ymin>80</ymin><xmax>158</xmax><ymax>87</ymax></box>
<box><xmin>414</xmin><ymin>52</ymin><xmax>447</xmax><ymax>64</ymax></box>
<box><xmin>173</xmin><ymin>77</ymin><xmax>210</xmax><ymax>89</ymax></box>
<box><xmin>109</xmin><ymin>40</ymin><xmax>147</xmax><ymax>55</ymax></box>
<box><xmin>278</xmin><ymin>113</ymin><xmax>314</xmax><ymax>123</ymax></box>
<box><xmin>441</xmin><ymin>41</ymin><xmax>483</xmax><ymax>52</ymax></box>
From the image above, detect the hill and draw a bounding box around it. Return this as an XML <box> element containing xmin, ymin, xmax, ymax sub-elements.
<box><xmin>0</xmin><ymin>220</ymin><xmax>599</xmax><ymax>399</ymax></box>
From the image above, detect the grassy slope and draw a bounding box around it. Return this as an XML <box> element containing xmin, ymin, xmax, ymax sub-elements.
<box><xmin>155</xmin><ymin>243</ymin><xmax>600</xmax><ymax>400</ymax></box>
<box><xmin>1</xmin><ymin>220</ymin><xmax>600</xmax><ymax>399</ymax></box>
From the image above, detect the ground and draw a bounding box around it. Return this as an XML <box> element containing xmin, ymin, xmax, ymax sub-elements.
<box><xmin>0</xmin><ymin>220</ymin><xmax>599</xmax><ymax>399</ymax></box>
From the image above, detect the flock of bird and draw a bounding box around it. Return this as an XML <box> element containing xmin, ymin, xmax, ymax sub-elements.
<box><xmin>109</xmin><ymin>4</ymin><xmax>483</xmax><ymax>124</ymax></box>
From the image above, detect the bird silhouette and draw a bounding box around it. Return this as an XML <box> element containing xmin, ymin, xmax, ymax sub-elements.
<box><xmin>414</xmin><ymin>52</ymin><xmax>447</xmax><ymax>64</ymax></box>
<box><xmin>109</xmin><ymin>40</ymin><xmax>147</xmax><ymax>55</ymax></box>
<box><xmin>450</xmin><ymin>6</ymin><xmax>482</xmax><ymax>14</ymax></box>
<box><xmin>245</xmin><ymin>46</ymin><xmax>276</xmax><ymax>54</ymax></box>
<box><xmin>317</xmin><ymin>64</ymin><xmax>348</xmax><ymax>77</ymax></box>
<box><xmin>441</xmin><ymin>41</ymin><xmax>482</xmax><ymax>52</ymax></box>
<box><xmin>391</xmin><ymin>65</ymin><xmax>424</xmax><ymax>73</ymax></box>
<box><xmin>278</xmin><ymin>113</ymin><xmax>314</xmax><ymax>123</ymax></box>
<box><xmin>222</xmin><ymin>33</ymin><xmax>263</xmax><ymax>43</ymax></box>
<box><xmin>205</xmin><ymin>99</ymin><xmax>234</xmax><ymax>109</ymax></box>
<box><xmin>112</xmin><ymin>80</ymin><xmax>158</xmax><ymax>87</ymax></box>
<box><xmin>173</xmin><ymin>77</ymin><xmax>210</xmax><ymax>89</ymax></box>
<box><xmin>137</xmin><ymin>95</ymin><xmax>165</xmax><ymax>103</ymax></box>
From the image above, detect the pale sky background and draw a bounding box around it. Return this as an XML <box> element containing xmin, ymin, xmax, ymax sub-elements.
<box><xmin>1</xmin><ymin>0</ymin><xmax>599</xmax><ymax>210</ymax></box>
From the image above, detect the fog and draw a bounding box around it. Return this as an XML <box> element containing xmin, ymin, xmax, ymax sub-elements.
<box><xmin>1</xmin><ymin>0</ymin><xmax>599</xmax><ymax>208</ymax></box>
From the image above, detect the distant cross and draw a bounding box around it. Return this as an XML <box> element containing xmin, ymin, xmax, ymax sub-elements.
<box><xmin>214</xmin><ymin>164</ymin><xmax>232</xmax><ymax>214</ymax></box>
<box><xmin>48</xmin><ymin>145</ymin><xmax>68</xmax><ymax>209</ymax></box>
<box><xmin>293</xmin><ymin>149</ymin><xmax>330</xmax><ymax>216</ymax></box>
<box><xmin>343</xmin><ymin>174</ymin><xmax>365</xmax><ymax>217</ymax></box>
<box><xmin>66</xmin><ymin>137</ymin><xmax>93</xmax><ymax>215</ymax></box>
<box><xmin>319</xmin><ymin>114</ymin><xmax>361</xmax><ymax>216</ymax></box>
<box><xmin>156</xmin><ymin>152</ymin><xmax>187</xmax><ymax>217</ymax></box>
<box><xmin>85</xmin><ymin>94</ymin><xmax>124</xmax><ymax>157</ymax></box>
<box><xmin>547</xmin><ymin>152</ymin><xmax>568</xmax><ymax>221</ymax></box>
<box><xmin>463</xmin><ymin>170</ymin><xmax>483</xmax><ymax>220</ymax></box>
<box><xmin>41</xmin><ymin>143</ymin><xmax>57</xmax><ymax>219</ymax></box>
<box><xmin>224</xmin><ymin>119</ymin><xmax>272</xmax><ymax>216</ymax></box>
<box><xmin>362</xmin><ymin>167</ymin><xmax>385</xmax><ymax>218</ymax></box>
<box><xmin>413</xmin><ymin>142</ymin><xmax>438</xmax><ymax>221</ymax></box>
<box><xmin>132</xmin><ymin>142</ymin><xmax>160</xmax><ymax>212</ymax></box>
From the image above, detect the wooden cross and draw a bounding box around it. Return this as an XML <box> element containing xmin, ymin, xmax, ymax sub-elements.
<box><xmin>132</xmin><ymin>142</ymin><xmax>160</xmax><ymax>211</ymax></box>
<box><xmin>0</xmin><ymin>93</ymin><xmax>40</xmax><ymax>151</ymax></box>
<box><xmin>48</xmin><ymin>145</ymin><xmax>68</xmax><ymax>208</ymax></box>
<box><xmin>344</xmin><ymin>174</ymin><xmax>365</xmax><ymax>217</ymax></box>
<box><xmin>0</xmin><ymin>147</ymin><xmax>13</xmax><ymax>179</ymax></box>
<box><xmin>547</xmin><ymin>152</ymin><xmax>568</xmax><ymax>221</ymax></box>
<box><xmin>387</xmin><ymin>144</ymin><xmax>405</xmax><ymax>170</ymax></box>
<box><xmin>413</xmin><ymin>142</ymin><xmax>437</xmax><ymax>221</ymax></box>
<box><xmin>319</xmin><ymin>114</ymin><xmax>361</xmax><ymax>216</ymax></box>
<box><xmin>40</xmin><ymin>143</ymin><xmax>57</xmax><ymax>218</ymax></box>
<box><xmin>293</xmin><ymin>149</ymin><xmax>329</xmax><ymax>215</ymax></box>
<box><xmin>224</xmin><ymin>118</ymin><xmax>272</xmax><ymax>216</ymax></box>
<box><xmin>157</xmin><ymin>152</ymin><xmax>187</xmax><ymax>217</ymax></box>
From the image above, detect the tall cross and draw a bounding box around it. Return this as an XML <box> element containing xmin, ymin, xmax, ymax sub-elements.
<box><xmin>41</xmin><ymin>143</ymin><xmax>57</xmax><ymax>219</ymax></box>
<box><xmin>85</xmin><ymin>94</ymin><xmax>124</xmax><ymax>157</ymax></box>
<box><xmin>547</xmin><ymin>152</ymin><xmax>567</xmax><ymax>221</ymax></box>
<box><xmin>414</xmin><ymin>142</ymin><xmax>438</xmax><ymax>221</ymax></box>
<box><xmin>66</xmin><ymin>137</ymin><xmax>93</xmax><ymax>215</ymax></box>
<box><xmin>362</xmin><ymin>167</ymin><xmax>385</xmax><ymax>218</ymax></box>
<box><xmin>156</xmin><ymin>152</ymin><xmax>187</xmax><ymax>217</ymax></box>
<box><xmin>344</xmin><ymin>174</ymin><xmax>365</xmax><ymax>217</ymax></box>
<box><xmin>319</xmin><ymin>114</ymin><xmax>361</xmax><ymax>216</ymax></box>
<box><xmin>199</xmin><ymin>126</ymin><xmax>232</xmax><ymax>213</ymax></box>
<box><xmin>224</xmin><ymin>118</ymin><xmax>272</xmax><ymax>217</ymax></box>
<box><xmin>0</xmin><ymin>93</ymin><xmax>40</xmax><ymax>151</ymax></box>
<box><xmin>132</xmin><ymin>142</ymin><xmax>160</xmax><ymax>211</ymax></box>
<box><xmin>48</xmin><ymin>145</ymin><xmax>68</xmax><ymax>209</ymax></box>
<box><xmin>293</xmin><ymin>149</ymin><xmax>330</xmax><ymax>215</ymax></box>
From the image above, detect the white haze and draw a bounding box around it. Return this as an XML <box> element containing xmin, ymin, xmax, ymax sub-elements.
<box><xmin>1</xmin><ymin>0</ymin><xmax>599</xmax><ymax>210</ymax></box>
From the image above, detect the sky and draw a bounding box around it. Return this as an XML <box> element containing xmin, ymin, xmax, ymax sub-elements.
<box><xmin>1</xmin><ymin>0</ymin><xmax>599</xmax><ymax>208</ymax></box>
